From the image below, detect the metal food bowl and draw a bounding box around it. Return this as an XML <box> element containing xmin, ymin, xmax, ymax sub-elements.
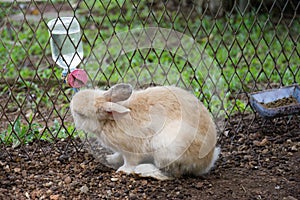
<box><xmin>249</xmin><ymin>84</ymin><xmax>300</xmax><ymax>118</ymax></box>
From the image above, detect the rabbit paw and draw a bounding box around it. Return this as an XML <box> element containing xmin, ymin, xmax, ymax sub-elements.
<box><xmin>117</xmin><ymin>165</ymin><xmax>135</xmax><ymax>174</ymax></box>
<box><xmin>106</xmin><ymin>152</ymin><xmax>123</xmax><ymax>166</ymax></box>
<box><xmin>134</xmin><ymin>164</ymin><xmax>173</xmax><ymax>181</ymax></box>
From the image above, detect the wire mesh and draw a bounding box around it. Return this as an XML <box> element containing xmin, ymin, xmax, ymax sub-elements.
<box><xmin>0</xmin><ymin>0</ymin><xmax>299</xmax><ymax>157</ymax></box>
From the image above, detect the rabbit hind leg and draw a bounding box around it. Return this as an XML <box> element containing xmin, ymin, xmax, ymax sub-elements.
<box><xmin>134</xmin><ymin>164</ymin><xmax>173</xmax><ymax>180</ymax></box>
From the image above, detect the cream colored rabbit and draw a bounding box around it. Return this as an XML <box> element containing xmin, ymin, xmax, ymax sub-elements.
<box><xmin>70</xmin><ymin>83</ymin><xmax>220</xmax><ymax>180</ymax></box>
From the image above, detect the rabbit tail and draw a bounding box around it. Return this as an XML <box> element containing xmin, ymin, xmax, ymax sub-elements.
<box><xmin>201</xmin><ymin>146</ymin><xmax>220</xmax><ymax>174</ymax></box>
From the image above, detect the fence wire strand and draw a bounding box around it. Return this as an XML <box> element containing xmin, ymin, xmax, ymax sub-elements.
<box><xmin>0</xmin><ymin>0</ymin><xmax>299</xmax><ymax>156</ymax></box>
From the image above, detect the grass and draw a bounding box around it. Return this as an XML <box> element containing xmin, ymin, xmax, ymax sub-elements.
<box><xmin>0</xmin><ymin>116</ymin><xmax>75</xmax><ymax>148</ymax></box>
<box><xmin>0</xmin><ymin>1</ymin><xmax>299</xmax><ymax>145</ymax></box>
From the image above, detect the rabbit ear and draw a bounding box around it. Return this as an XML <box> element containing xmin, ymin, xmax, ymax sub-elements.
<box><xmin>101</xmin><ymin>102</ymin><xmax>130</xmax><ymax>114</ymax></box>
<box><xmin>104</xmin><ymin>83</ymin><xmax>132</xmax><ymax>102</ymax></box>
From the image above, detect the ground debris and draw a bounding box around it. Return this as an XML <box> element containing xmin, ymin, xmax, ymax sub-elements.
<box><xmin>1</xmin><ymin>115</ymin><xmax>300</xmax><ymax>199</ymax></box>
<box><xmin>262</xmin><ymin>96</ymin><xmax>299</xmax><ymax>108</ymax></box>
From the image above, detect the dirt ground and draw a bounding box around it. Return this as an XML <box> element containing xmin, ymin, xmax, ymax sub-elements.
<box><xmin>1</xmin><ymin>114</ymin><xmax>299</xmax><ymax>200</ymax></box>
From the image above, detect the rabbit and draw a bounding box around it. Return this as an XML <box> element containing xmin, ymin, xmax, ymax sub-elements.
<box><xmin>70</xmin><ymin>83</ymin><xmax>220</xmax><ymax>180</ymax></box>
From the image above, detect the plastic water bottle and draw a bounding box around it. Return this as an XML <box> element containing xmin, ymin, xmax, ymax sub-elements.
<box><xmin>48</xmin><ymin>17</ymin><xmax>83</xmax><ymax>73</ymax></box>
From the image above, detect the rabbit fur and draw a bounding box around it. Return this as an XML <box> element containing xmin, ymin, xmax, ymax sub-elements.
<box><xmin>70</xmin><ymin>83</ymin><xmax>220</xmax><ymax>180</ymax></box>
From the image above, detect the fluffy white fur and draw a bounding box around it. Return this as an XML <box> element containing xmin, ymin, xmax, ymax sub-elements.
<box><xmin>70</xmin><ymin>84</ymin><xmax>220</xmax><ymax>180</ymax></box>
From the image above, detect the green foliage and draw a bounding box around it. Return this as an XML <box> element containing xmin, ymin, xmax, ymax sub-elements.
<box><xmin>0</xmin><ymin>116</ymin><xmax>76</xmax><ymax>147</ymax></box>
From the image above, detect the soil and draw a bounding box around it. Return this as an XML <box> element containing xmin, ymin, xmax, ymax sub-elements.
<box><xmin>1</xmin><ymin>115</ymin><xmax>299</xmax><ymax>200</ymax></box>
<box><xmin>262</xmin><ymin>96</ymin><xmax>299</xmax><ymax>108</ymax></box>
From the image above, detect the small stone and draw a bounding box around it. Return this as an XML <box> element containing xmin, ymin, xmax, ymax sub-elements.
<box><xmin>25</xmin><ymin>192</ymin><xmax>30</xmax><ymax>199</ymax></box>
<box><xmin>48</xmin><ymin>170</ymin><xmax>55</xmax><ymax>175</ymax></box>
<box><xmin>223</xmin><ymin>130</ymin><xmax>229</xmax><ymax>137</ymax></box>
<box><xmin>260</xmin><ymin>138</ymin><xmax>268</xmax><ymax>146</ymax></box>
<box><xmin>254</xmin><ymin>138</ymin><xmax>268</xmax><ymax>146</ymax></box>
<box><xmin>30</xmin><ymin>190</ymin><xmax>40</xmax><ymax>199</ymax></box>
<box><xmin>249</xmin><ymin>133</ymin><xmax>260</xmax><ymax>140</ymax></box>
<box><xmin>46</xmin><ymin>189</ymin><xmax>53</xmax><ymax>195</ymax></box>
<box><xmin>262</xmin><ymin>149</ymin><xmax>269</xmax><ymax>154</ymax></box>
<box><xmin>141</xmin><ymin>180</ymin><xmax>148</xmax><ymax>185</ymax></box>
<box><xmin>44</xmin><ymin>182</ymin><xmax>53</xmax><ymax>187</ymax></box>
<box><xmin>4</xmin><ymin>165</ymin><xmax>10</xmax><ymax>172</ymax></box>
<box><xmin>129</xmin><ymin>193</ymin><xmax>137</xmax><ymax>200</ymax></box>
<box><xmin>238</xmin><ymin>138</ymin><xmax>245</xmax><ymax>143</ymax></box>
<box><xmin>208</xmin><ymin>190</ymin><xmax>214</xmax><ymax>195</ymax></box>
<box><xmin>106</xmin><ymin>190</ymin><xmax>112</xmax><ymax>196</ymax></box>
<box><xmin>253</xmin><ymin>140</ymin><xmax>261</xmax><ymax>146</ymax></box>
<box><xmin>111</xmin><ymin>177</ymin><xmax>119</xmax><ymax>182</ymax></box>
<box><xmin>291</xmin><ymin>146</ymin><xmax>297</xmax><ymax>152</ymax></box>
<box><xmin>14</xmin><ymin>167</ymin><xmax>21</xmax><ymax>173</ymax></box>
<box><xmin>286</xmin><ymin>139</ymin><xmax>292</xmax><ymax>143</ymax></box>
<box><xmin>30</xmin><ymin>190</ymin><xmax>38</xmax><ymax>199</ymax></box>
<box><xmin>0</xmin><ymin>161</ymin><xmax>6</xmax><ymax>166</ymax></box>
<box><xmin>283</xmin><ymin>196</ymin><xmax>297</xmax><ymax>200</ymax></box>
<box><xmin>70</xmin><ymin>180</ymin><xmax>79</xmax><ymax>187</ymax></box>
<box><xmin>64</xmin><ymin>176</ymin><xmax>72</xmax><ymax>184</ymax></box>
<box><xmin>57</xmin><ymin>154</ymin><xmax>69</xmax><ymax>163</ymax></box>
<box><xmin>195</xmin><ymin>182</ymin><xmax>204</xmax><ymax>189</ymax></box>
<box><xmin>80</xmin><ymin>185</ymin><xmax>89</xmax><ymax>193</ymax></box>
<box><xmin>50</xmin><ymin>194</ymin><xmax>60</xmax><ymax>200</ymax></box>
<box><xmin>80</xmin><ymin>163</ymin><xmax>86</xmax><ymax>169</ymax></box>
<box><xmin>28</xmin><ymin>184</ymin><xmax>35</xmax><ymax>190</ymax></box>
<box><xmin>53</xmin><ymin>160</ymin><xmax>60</xmax><ymax>165</ymax></box>
<box><xmin>22</xmin><ymin>170</ymin><xmax>27</xmax><ymax>177</ymax></box>
<box><xmin>34</xmin><ymin>175</ymin><xmax>40</xmax><ymax>179</ymax></box>
<box><xmin>114</xmin><ymin>192</ymin><xmax>120</xmax><ymax>197</ymax></box>
<box><xmin>177</xmin><ymin>186</ymin><xmax>183</xmax><ymax>190</ymax></box>
<box><xmin>84</xmin><ymin>153</ymin><xmax>90</xmax><ymax>160</ymax></box>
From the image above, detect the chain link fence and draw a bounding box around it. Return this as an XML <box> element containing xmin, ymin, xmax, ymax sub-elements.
<box><xmin>0</xmin><ymin>0</ymin><xmax>299</xmax><ymax>156</ymax></box>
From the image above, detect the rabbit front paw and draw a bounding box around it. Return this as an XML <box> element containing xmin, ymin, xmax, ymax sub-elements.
<box><xmin>117</xmin><ymin>165</ymin><xmax>135</xmax><ymax>174</ymax></box>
